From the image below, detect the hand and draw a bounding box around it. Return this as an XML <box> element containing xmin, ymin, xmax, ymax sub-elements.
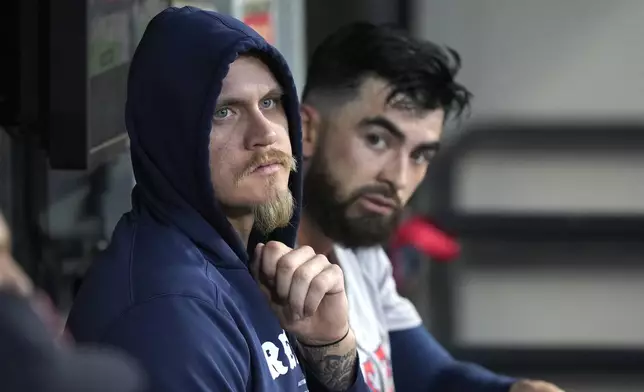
<box><xmin>0</xmin><ymin>253</ymin><xmax>33</xmax><ymax>297</ymax></box>
<box><xmin>252</xmin><ymin>241</ymin><xmax>358</xmax><ymax>390</ymax></box>
<box><xmin>511</xmin><ymin>380</ymin><xmax>566</xmax><ymax>392</ymax></box>
<box><xmin>0</xmin><ymin>214</ymin><xmax>33</xmax><ymax>297</ymax></box>
<box><xmin>251</xmin><ymin>241</ymin><xmax>349</xmax><ymax>344</ymax></box>
<box><xmin>0</xmin><ymin>213</ymin><xmax>69</xmax><ymax>342</ymax></box>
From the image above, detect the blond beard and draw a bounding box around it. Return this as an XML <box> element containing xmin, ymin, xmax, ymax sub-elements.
<box><xmin>249</xmin><ymin>154</ymin><xmax>297</xmax><ymax>235</ymax></box>
<box><xmin>226</xmin><ymin>152</ymin><xmax>297</xmax><ymax>235</ymax></box>
<box><xmin>252</xmin><ymin>186</ymin><xmax>295</xmax><ymax>235</ymax></box>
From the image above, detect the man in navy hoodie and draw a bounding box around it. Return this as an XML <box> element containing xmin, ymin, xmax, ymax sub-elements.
<box><xmin>67</xmin><ymin>7</ymin><xmax>368</xmax><ymax>392</ymax></box>
<box><xmin>297</xmin><ymin>23</ymin><xmax>565</xmax><ymax>392</ymax></box>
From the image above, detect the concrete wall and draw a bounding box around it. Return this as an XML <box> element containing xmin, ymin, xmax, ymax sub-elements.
<box><xmin>410</xmin><ymin>1</ymin><xmax>644</xmax><ymax>389</ymax></box>
<box><xmin>411</xmin><ymin>0</ymin><xmax>644</xmax><ymax>119</ymax></box>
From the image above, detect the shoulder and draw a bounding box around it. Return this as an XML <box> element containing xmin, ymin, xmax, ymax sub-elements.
<box><xmin>123</xmin><ymin>212</ymin><xmax>220</xmax><ymax>303</ymax></box>
<box><xmin>70</xmin><ymin>212</ymin><xmax>221</xmax><ymax>337</ymax></box>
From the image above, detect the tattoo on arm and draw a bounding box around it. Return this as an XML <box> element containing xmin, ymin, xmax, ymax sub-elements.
<box><xmin>299</xmin><ymin>343</ymin><xmax>358</xmax><ymax>391</ymax></box>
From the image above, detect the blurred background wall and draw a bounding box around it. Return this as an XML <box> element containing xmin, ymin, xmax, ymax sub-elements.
<box><xmin>411</xmin><ymin>0</ymin><xmax>644</xmax><ymax>119</ymax></box>
<box><xmin>407</xmin><ymin>2</ymin><xmax>644</xmax><ymax>390</ymax></box>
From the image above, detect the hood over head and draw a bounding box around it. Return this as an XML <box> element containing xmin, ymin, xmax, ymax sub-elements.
<box><xmin>125</xmin><ymin>7</ymin><xmax>302</xmax><ymax>266</ymax></box>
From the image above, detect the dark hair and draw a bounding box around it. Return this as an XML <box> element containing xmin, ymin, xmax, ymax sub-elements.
<box><xmin>303</xmin><ymin>22</ymin><xmax>472</xmax><ymax>118</ymax></box>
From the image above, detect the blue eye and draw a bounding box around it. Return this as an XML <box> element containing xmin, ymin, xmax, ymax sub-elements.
<box><xmin>213</xmin><ymin>107</ymin><xmax>230</xmax><ymax>119</ymax></box>
<box><xmin>260</xmin><ymin>98</ymin><xmax>276</xmax><ymax>109</ymax></box>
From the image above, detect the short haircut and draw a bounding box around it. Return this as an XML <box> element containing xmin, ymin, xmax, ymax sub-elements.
<box><xmin>303</xmin><ymin>22</ymin><xmax>472</xmax><ymax>118</ymax></box>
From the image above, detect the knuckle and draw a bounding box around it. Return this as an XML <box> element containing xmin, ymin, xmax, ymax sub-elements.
<box><xmin>299</xmin><ymin>245</ymin><xmax>313</xmax><ymax>252</ymax></box>
<box><xmin>292</xmin><ymin>267</ymin><xmax>314</xmax><ymax>284</ymax></box>
<box><xmin>309</xmin><ymin>273</ymin><xmax>331</xmax><ymax>292</ymax></box>
<box><xmin>298</xmin><ymin>245</ymin><xmax>314</xmax><ymax>254</ymax></box>
<box><xmin>314</xmin><ymin>253</ymin><xmax>330</xmax><ymax>265</ymax></box>
<box><xmin>276</xmin><ymin>255</ymin><xmax>298</xmax><ymax>274</ymax></box>
<box><xmin>264</xmin><ymin>241</ymin><xmax>286</xmax><ymax>254</ymax></box>
<box><xmin>331</xmin><ymin>264</ymin><xmax>344</xmax><ymax>279</ymax></box>
<box><xmin>259</xmin><ymin>246</ymin><xmax>276</xmax><ymax>263</ymax></box>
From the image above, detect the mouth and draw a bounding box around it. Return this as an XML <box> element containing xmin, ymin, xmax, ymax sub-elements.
<box><xmin>358</xmin><ymin>194</ymin><xmax>398</xmax><ymax>214</ymax></box>
<box><xmin>250</xmin><ymin>160</ymin><xmax>283</xmax><ymax>175</ymax></box>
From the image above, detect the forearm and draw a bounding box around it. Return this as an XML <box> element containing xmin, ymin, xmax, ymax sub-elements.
<box><xmin>297</xmin><ymin>329</ymin><xmax>358</xmax><ymax>391</ymax></box>
<box><xmin>434</xmin><ymin>361</ymin><xmax>516</xmax><ymax>392</ymax></box>
<box><xmin>390</xmin><ymin>327</ymin><xmax>516</xmax><ymax>392</ymax></box>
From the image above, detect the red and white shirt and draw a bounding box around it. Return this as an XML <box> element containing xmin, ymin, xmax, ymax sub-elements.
<box><xmin>333</xmin><ymin>245</ymin><xmax>423</xmax><ymax>392</ymax></box>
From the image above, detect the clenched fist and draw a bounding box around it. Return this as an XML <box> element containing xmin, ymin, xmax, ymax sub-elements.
<box><xmin>251</xmin><ymin>241</ymin><xmax>350</xmax><ymax>345</ymax></box>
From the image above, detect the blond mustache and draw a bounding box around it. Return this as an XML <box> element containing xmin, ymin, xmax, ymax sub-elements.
<box><xmin>236</xmin><ymin>151</ymin><xmax>297</xmax><ymax>184</ymax></box>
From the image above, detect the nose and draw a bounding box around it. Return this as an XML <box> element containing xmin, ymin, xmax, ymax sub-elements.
<box><xmin>244</xmin><ymin>110</ymin><xmax>278</xmax><ymax>149</ymax></box>
<box><xmin>379</xmin><ymin>151</ymin><xmax>408</xmax><ymax>192</ymax></box>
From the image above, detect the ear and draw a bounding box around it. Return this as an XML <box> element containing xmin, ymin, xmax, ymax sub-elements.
<box><xmin>300</xmin><ymin>104</ymin><xmax>321</xmax><ymax>159</ymax></box>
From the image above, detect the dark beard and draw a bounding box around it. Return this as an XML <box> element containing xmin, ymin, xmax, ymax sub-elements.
<box><xmin>303</xmin><ymin>153</ymin><xmax>403</xmax><ymax>249</ymax></box>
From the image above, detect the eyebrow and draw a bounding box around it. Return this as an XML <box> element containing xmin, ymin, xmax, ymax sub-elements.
<box><xmin>215</xmin><ymin>87</ymin><xmax>284</xmax><ymax>108</ymax></box>
<box><xmin>358</xmin><ymin>116</ymin><xmax>441</xmax><ymax>152</ymax></box>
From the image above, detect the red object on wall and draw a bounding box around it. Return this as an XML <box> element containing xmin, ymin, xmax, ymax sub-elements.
<box><xmin>390</xmin><ymin>216</ymin><xmax>460</xmax><ymax>262</ymax></box>
<box><xmin>244</xmin><ymin>10</ymin><xmax>274</xmax><ymax>44</ymax></box>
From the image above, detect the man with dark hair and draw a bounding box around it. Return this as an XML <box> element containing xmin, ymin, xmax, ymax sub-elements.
<box><xmin>297</xmin><ymin>23</ymin><xmax>564</xmax><ymax>392</ymax></box>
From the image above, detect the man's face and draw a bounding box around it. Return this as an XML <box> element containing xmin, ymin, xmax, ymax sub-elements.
<box><xmin>303</xmin><ymin>78</ymin><xmax>444</xmax><ymax>248</ymax></box>
<box><xmin>209</xmin><ymin>56</ymin><xmax>296</xmax><ymax>234</ymax></box>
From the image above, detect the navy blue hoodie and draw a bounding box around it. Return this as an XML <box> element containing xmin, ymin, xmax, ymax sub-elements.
<box><xmin>67</xmin><ymin>7</ymin><xmax>368</xmax><ymax>392</ymax></box>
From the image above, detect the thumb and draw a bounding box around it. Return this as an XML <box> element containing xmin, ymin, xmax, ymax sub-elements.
<box><xmin>250</xmin><ymin>243</ymin><xmax>265</xmax><ymax>280</ymax></box>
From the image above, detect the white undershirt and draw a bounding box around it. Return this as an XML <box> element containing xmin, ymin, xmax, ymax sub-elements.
<box><xmin>333</xmin><ymin>245</ymin><xmax>423</xmax><ymax>392</ymax></box>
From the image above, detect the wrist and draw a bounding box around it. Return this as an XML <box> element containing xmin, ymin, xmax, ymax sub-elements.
<box><xmin>296</xmin><ymin>328</ymin><xmax>358</xmax><ymax>391</ymax></box>
<box><xmin>298</xmin><ymin>327</ymin><xmax>356</xmax><ymax>356</ymax></box>
<box><xmin>298</xmin><ymin>325</ymin><xmax>351</xmax><ymax>348</ymax></box>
